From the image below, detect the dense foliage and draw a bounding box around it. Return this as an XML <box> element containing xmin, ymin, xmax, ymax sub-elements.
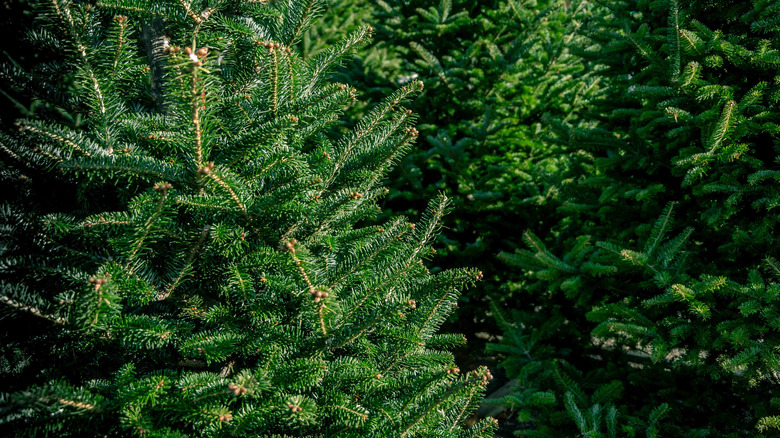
<box><xmin>0</xmin><ymin>0</ymin><xmax>497</xmax><ymax>436</ymax></box>
<box><xmin>4</xmin><ymin>0</ymin><xmax>780</xmax><ymax>436</ymax></box>
<box><xmin>315</xmin><ymin>0</ymin><xmax>601</xmax><ymax>362</ymax></box>
<box><xmin>491</xmin><ymin>0</ymin><xmax>780</xmax><ymax>435</ymax></box>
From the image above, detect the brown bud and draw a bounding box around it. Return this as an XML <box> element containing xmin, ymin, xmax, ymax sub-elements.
<box><xmin>407</xmin><ymin>300</ymin><xmax>416</xmax><ymax>309</ymax></box>
<box><xmin>291</xmin><ymin>115</ymin><xmax>299</xmax><ymax>122</ymax></box>
<box><xmin>196</xmin><ymin>47</ymin><xmax>209</xmax><ymax>58</ymax></box>
<box><xmin>197</xmin><ymin>162</ymin><xmax>214</xmax><ymax>175</ymax></box>
<box><xmin>185</xmin><ymin>46</ymin><xmax>193</xmax><ymax>55</ymax></box>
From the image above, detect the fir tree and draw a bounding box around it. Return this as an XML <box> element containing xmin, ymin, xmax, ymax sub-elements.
<box><xmin>321</xmin><ymin>0</ymin><xmax>601</xmax><ymax>369</ymax></box>
<box><xmin>492</xmin><ymin>0</ymin><xmax>780</xmax><ymax>435</ymax></box>
<box><xmin>0</xmin><ymin>0</ymin><xmax>497</xmax><ymax>436</ymax></box>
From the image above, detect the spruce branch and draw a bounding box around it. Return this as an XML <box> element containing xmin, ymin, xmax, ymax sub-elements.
<box><xmin>111</xmin><ymin>15</ymin><xmax>129</xmax><ymax>77</ymax></box>
<box><xmin>127</xmin><ymin>187</ymin><xmax>168</xmax><ymax>265</ymax></box>
<box><xmin>398</xmin><ymin>369</ymin><xmax>492</xmax><ymax>437</ymax></box>
<box><xmin>189</xmin><ymin>56</ymin><xmax>205</xmax><ymax>169</ymax></box>
<box><xmin>159</xmin><ymin>225</ymin><xmax>211</xmax><ymax>301</ymax></box>
<box><xmin>17</xmin><ymin>121</ymin><xmax>97</xmax><ymax>157</ymax></box>
<box><xmin>0</xmin><ymin>295</ymin><xmax>67</xmax><ymax>325</ymax></box>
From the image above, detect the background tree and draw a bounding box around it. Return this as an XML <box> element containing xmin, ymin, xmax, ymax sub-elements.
<box><xmin>311</xmin><ymin>0</ymin><xmax>600</xmax><ymax>371</ymax></box>
<box><xmin>0</xmin><ymin>0</ymin><xmax>497</xmax><ymax>436</ymax></box>
<box><xmin>491</xmin><ymin>0</ymin><xmax>780</xmax><ymax>435</ymax></box>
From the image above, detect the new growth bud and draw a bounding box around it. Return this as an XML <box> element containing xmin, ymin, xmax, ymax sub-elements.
<box><xmin>197</xmin><ymin>162</ymin><xmax>215</xmax><ymax>175</ymax></box>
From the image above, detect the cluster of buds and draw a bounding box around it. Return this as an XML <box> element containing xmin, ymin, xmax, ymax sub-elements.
<box><xmin>88</xmin><ymin>277</ymin><xmax>108</xmax><ymax>290</ymax></box>
<box><xmin>163</xmin><ymin>45</ymin><xmax>182</xmax><ymax>55</ymax></box>
<box><xmin>474</xmin><ymin>367</ymin><xmax>494</xmax><ymax>386</ymax></box>
<box><xmin>257</xmin><ymin>40</ymin><xmax>291</xmax><ymax>54</ymax></box>
<box><xmin>153</xmin><ymin>182</ymin><xmax>172</xmax><ymax>192</ymax></box>
<box><xmin>218</xmin><ymin>413</ymin><xmax>232</xmax><ymax>422</ymax></box>
<box><xmin>113</xmin><ymin>15</ymin><xmax>128</xmax><ymax>25</ymax></box>
<box><xmin>197</xmin><ymin>162</ymin><xmax>215</xmax><ymax>175</ymax></box>
<box><xmin>284</xmin><ymin>238</ymin><xmax>297</xmax><ymax>252</ymax></box>
<box><xmin>476</xmin><ymin>270</ymin><xmax>483</xmax><ymax>280</ymax></box>
<box><xmin>403</xmin><ymin>127</ymin><xmax>419</xmax><ymax>136</ymax></box>
<box><xmin>228</xmin><ymin>383</ymin><xmax>248</xmax><ymax>396</ymax></box>
<box><xmin>155</xmin><ymin>379</ymin><xmax>165</xmax><ymax>390</ymax></box>
<box><xmin>184</xmin><ymin>46</ymin><xmax>209</xmax><ymax>65</ymax></box>
<box><xmin>409</xmin><ymin>223</ymin><xmax>416</xmax><ymax>230</ymax></box>
<box><xmin>407</xmin><ymin>299</ymin><xmax>416</xmax><ymax>309</ymax></box>
<box><xmin>290</xmin><ymin>115</ymin><xmax>299</xmax><ymax>122</ymax></box>
<box><xmin>311</xmin><ymin>177</ymin><xmax>323</xmax><ymax>184</ymax></box>
<box><xmin>309</xmin><ymin>288</ymin><xmax>329</xmax><ymax>303</ymax></box>
<box><xmin>287</xmin><ymin>403</ymin><xmax>302</xmax><ymax>413</ymax></box>
<box><xmin>446</xmin><ymin>367</ymin><xmax>460</xmax><ymax>375</ymax></box>
<box><xmin>350</xmin><ymin>192</ymin><xmax>362</xmax><ymax>199</ymax></box>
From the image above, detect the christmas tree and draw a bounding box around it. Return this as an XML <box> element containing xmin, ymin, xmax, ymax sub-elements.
<box><xmin>492</xmin><ymin>0</ymin><xmax>780</xmax><ymax>435</ymax></box>
<box><xmin>0</xmin><ymin>0</ymin><xmax>496</xmax><ymax>436</ymax></box>
<box><xmin>312</xmin><ymin>0</ymin><xmax>600</xmax><ymax>368</ymax></box>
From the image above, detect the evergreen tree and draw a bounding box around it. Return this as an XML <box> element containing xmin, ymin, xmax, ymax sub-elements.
<box><xmin>0</xmin><ymin>0</ymin><xmax>497</xmax><ymax>436</ymax></box>
<box><xmin>323</xmin><ymin>0</ymin><xmax>601</xmax><ymax>365</ymax></box>
<box><xmin>491</xmin><ymin>0</ymin><xmax>780</xmax><ymax>435</ymax></box>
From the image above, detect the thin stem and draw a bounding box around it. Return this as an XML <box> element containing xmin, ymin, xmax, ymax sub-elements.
<box><xmin>0</xmin><ymin>295</ymin><xmax>67</xmax><ymax>325</ymax></box>
<box><xmin>190</xmin><ymin>65</ymin><xmax>203</xmax><ymax>168</ymax></box>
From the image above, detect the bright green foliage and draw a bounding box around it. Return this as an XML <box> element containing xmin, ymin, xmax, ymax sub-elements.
<box><xmin>0</xmin><ymin>0</ymin><xmax>497</xmax><ymax>436</ymax></box>
<box><xmin>493</xmin><ymin>0</ymin><xmax>780</xmax><ymax>435</ymax></box>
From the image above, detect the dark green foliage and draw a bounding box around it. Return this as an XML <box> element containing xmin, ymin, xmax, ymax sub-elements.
<box><xmin>328</xmin><ymin>0</ymin><xmax>601</xmax><ymax>363</ymax></box>
<box><xmin>492</xmin><ymin>0</ymin><xmax>780</xmax><ymax>435</ymax></box>
<box><xmin>0</xmin><ymin>0</ymin><xmax>497</xmax><ymax>436</ymax></box>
